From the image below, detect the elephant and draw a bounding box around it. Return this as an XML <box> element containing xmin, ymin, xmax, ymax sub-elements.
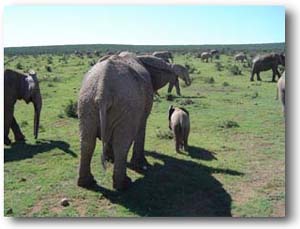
<box><xmin>167</xmin><ymin>64</ymin><xmax>191</xmax><ymax>96</ymax></box>
<box><xmin>276</xmin><ymin>71</ymin><xmax>285</xmax><ymax>114</ymax></box>
<box><xmin>4</xmin><ymin>69</ymin><xmax>42</xmax><ymax>145</ymax></box>
<box><xmin>152</xmin><ymin>51</ymin><xmax>173</xmax><ymax>63</ymax></box>
<box><xmin>168</xmin><ymin>106</ymin><xmax>190</xmax><ymax>153</ymax></box>
<box><xmin>234</xmin><ymin>52</ymin><xmax>248</xmax><ymax>63</ymax></box>
<box><xmin>200</xmin><ymin>52</ymin><xmax>212</xmax><ymax>63</ymax></box>
<box><xmin>77</xmin><ymin>52</ymin><xmax>180</xmax><ymax>191</ymax></box>
<box><xmin>250</xmin><ymin>53</ymin><xmax>285</xmax><ymax>82</ymax></box>
<box><xmin>210</xmin><ymin>49</ymin><xmax>219</xmax><ymax>58</ymax></box>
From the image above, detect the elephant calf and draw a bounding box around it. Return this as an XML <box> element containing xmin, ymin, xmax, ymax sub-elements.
<box><xmin>276</xmin><ymin>71</ymin><xmax>285</xmax><ymax>115</ymax></box>
<box><xmin>4</xmin><ymin>69</ymin><xmax>42</xmax><ymax>145</ymax></box>
<box><xmin>168</xmin><ymin>106</ymin><xmax>190</xmax><ymax>153</ymax></box>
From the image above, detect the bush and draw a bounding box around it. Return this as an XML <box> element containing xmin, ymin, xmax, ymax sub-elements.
<box><xmin>156</xmin><ymin>130</ymin><xmax>173</xmax><ymax>140</ymax></box>
<box><xmin>229</xmin><ymin>65</ymin><xmax>242</xmax><ymax>75</ymax></box>
<box><xmin>16</xmin><ymin>62</ymin><xmax>23</xmax><ymax>70</ymax></box>
<box><xmin>215</xmin><ymin>61</ymin><xmax>223</xmax><ymax>71</ymax></box>
<box><xmin>45</xmin><ymin>65</ymin><xmax>52</xmax><ymax>72</ymax></box>
<box><xmin>64</xmin><ymin>100</ymin><xmax>78</xmax><ymax>118</ymax></box>
<box><xmin>223</xmin><ymin>82</ymin><xmax>230</xmax><ymax>87</ymax></box>
<box><xmin>203</xmin><ymin>77</ymin><xmax>215</xmax><ymax>84</ymax></box>
<box><xmin>179</xmin><ymin>99</ymin><xmax>194</xmax><ymax>106</ymax></box>
<box><xmin>218</xmin><ymin>120</ymin><xmax>240</xmax><ymax>129</ymax></box>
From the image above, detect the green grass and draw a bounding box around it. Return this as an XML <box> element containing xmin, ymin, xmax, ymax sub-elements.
<box><xmin>4</xmin><ymin>53</ymin><xmax>285</xmax><ymax>217</ymax></box>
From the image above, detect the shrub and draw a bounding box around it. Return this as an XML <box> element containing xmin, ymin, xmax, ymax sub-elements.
<box><xmin>223</xmin><ymin>82</ymin><xmax>230</xmax><ymax>87</ymax></box>
<box><xmin>179</xmin><ymin>99</ymin><xmax>194</xmax><ymax>106</ymax></box>
<box><xmin>47</xmin><ymin>56</ymin><xmax>53</xmax><ymax>64</ymax></box>
<box><xmin>16</xmin><ymin>62</ymin><xmax>23</xmax><ymax>70</ymax></box>
<box><xmin>64</xmin><ymin>100</ymin><xmax>78</xmax><ymax>118</ymax></box>
<box><xmin>45</xmin><ymin>65</ymin><xmax>52</xmax><ymax>72</ymax></box>
<box><xmin>218</xmin><ymin>120</ymin><xmax>240</xmax><ymax>129</ymax></box>
<box><xmin>204</xmin><ymin>77</ymin><xmax>215</xmax><ymax>84</ymax></box>
<box><xmin>156</xmin><ymin>130</ymin><xmax>173</xmax><ymax>140</ymax></box>
<box><xmin>215</xmin><ymin>61</ymin><xmax>223</xmax><ymax>71</ymax></box>
<box><xmin>229</xmin><ymin>65</ymin><xmax>242</xmax><ymax>75</ymax></box>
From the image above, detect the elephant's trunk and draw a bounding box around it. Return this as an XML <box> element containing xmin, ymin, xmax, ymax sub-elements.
<box><xmin>33</xmin><ymin>92</ymin><xmax>42</xmax><ymax>139</ymax></box>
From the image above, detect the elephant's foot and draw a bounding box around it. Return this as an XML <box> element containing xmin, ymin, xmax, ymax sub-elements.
<box><xmin>77</xmin><ymin>175</ymin><xmax>97</xmax><ymax>188</ymax></box>
<box><xmin>14</xmin><ymin>133</ymin><xmax>26</xmax><ymax>142</ymax></box>
<box><xmin>4</xmin><ymin>137</ymin><xmax>11</xmax><ymax>146</ymax></box>
<box><xmin>113</xmin><ymin>176</ymin><xmax>132</xmax><ymax>191</ymax></box>
<box><xmin>130</xmin><ymin>155</ymin><xmax>150</xmax><ymax>171</ymax></box>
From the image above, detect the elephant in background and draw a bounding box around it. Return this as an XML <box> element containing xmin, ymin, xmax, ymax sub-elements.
<box><xmin>210</xmin><ymin>49</ymin><xmax>220</xmax><ymax>59</ymax></box>
<box><xmin>234</xmin><ymin>52</ymin><xmax>248</xmax><ymax>63</ymax></box>
<box><xmin>167</xmin><ymin>64</ymin><xmax>191</xmax><ymax>96</ymax></box>
<box><xmin>200</xmin><ymin>52</ymin><xmax>212</xmax><ymax>63</ymax></box>
<box><xmin>250</xmin><ymin>53</ymin><xmax>285</xmax><ymax>82</ymax></box>
<box><xmin>4</xmin><ymin>69</ymin><xmax>42</xmax><ymax>145</ymax></box>
<box><xmin>276</xmin><ymin>71</ymin><xmax>285</xmax><ymax>115</ymax></box>
<box><xmin>153</xmin><ymin>51</ymin><xmax>173</xmax><ymax>63</ymax></box>
<box><xmin>77</xmin><ymin>52</ymin><xmax>179</xmax><ymax>191</ymax></box>
<box><xmin>168</xmin><ymin>106</ymin><xmax>190</xmax><ymax>153</ymax></box>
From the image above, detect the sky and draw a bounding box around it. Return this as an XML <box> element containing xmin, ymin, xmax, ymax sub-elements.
<box><xmin>3</xmin><ymin>5</ymin><xmax>285</xmax><ymax>47</ymax></box>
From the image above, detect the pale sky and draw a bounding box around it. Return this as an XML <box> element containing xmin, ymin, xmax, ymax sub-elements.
<box><xmin>3</xmin><ymin>5</ymin><xmax>285</xmax><ymax>47</ymax></box>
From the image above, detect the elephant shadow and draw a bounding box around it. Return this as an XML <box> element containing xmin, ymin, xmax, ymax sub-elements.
<box><xmin>186</xmin><ymin>145</ymin><xmax>217</xmax><ymax>161</ymax></box>
<box><xmin>4</xmin><ymin>139</ymin><xmax>77</xmax><ymax>163</ymax></box>
<box><xmin>88</xmin><ymin>151</ymin><xmax>243</xmax><ymax>216</ymax></box>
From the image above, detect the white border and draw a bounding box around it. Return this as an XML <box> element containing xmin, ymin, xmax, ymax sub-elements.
<box><xmin>0</xmin><ymin>0</ymin><xmax>299</xmax><ymax>228</ymax></box>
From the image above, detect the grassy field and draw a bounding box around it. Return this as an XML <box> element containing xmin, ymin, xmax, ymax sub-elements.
<box><xmin>4</xmin><ymin>51</ymin><xmax>285</xmax><ymax>217</ymax></box>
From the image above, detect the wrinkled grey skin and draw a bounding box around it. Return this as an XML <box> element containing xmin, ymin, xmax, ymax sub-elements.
<box><xmin>4</xmin><ymin>69</ymin><xmax>42</xmax><ymax>145</ymax></box>
<box><xmin>201</xmin><ymin>52</ymin><xmax>212</xmax><ymax>63</ymax></box>
<box><xmin>250</xmin><ymin>53</ymin><xmax>285</xmax><ymax>82</ymax></box>
<box><xmin>153</xmin><ymin>51</ymin><xmax>173</xmax><ymax>63</ymax></box>
<box><xmin>168</xmin><ymin>106</ymin><xmax>190</xmax><ymax>153</ymax></box>
<box><xmin>77</xmin><ymin>52</ymin><xmax>178</xmax><ymax>191</ymax></box>
<box><xmin>276</xmin><ymin>71</ymin><xmax>285</xmax><ymax>115</ymax></box>
<box><xmin>234</xmin><ymin>52</ymin><xmax>248</xmax><ymax>63</ymax></box>
<box><xmin>167</xmin><ymin>64</ymin><xmax>191</xmax><ymax>96</ymax></box>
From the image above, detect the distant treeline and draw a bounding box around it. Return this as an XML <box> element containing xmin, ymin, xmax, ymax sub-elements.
<box><xmin>4</xmin><ymin>43</ymin><xmax>285</xmax><ymax>56</ymax></box>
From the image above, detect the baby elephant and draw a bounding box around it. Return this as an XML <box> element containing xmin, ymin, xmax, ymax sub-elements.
<box><xmin>168</xmin><ymin>106</ymin><xmax>190</xmax><ymax>153</ymax></box>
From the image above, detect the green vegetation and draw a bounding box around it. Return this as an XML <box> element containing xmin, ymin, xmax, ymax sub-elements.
<box><xmin>4</xmin><ymin>48</ymin><xmax>285</xmax><ymax>217</ymax></box>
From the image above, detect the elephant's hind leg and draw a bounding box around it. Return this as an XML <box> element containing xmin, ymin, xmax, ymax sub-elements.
<box><xmin>77</xmin><ymin>123</ymin><xmax>97</xmax><ymax>188</ymax></box>
<box><xmin>112</xmin><ymin>125</ymin><xmax>135</xmax><ymax>191</ymax></box>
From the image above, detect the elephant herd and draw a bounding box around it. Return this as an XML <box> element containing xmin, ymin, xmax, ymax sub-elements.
<box><xmin>4</xmin><ymin>49</ymin><xmax>285</xmax><ymax>191</ymax></box>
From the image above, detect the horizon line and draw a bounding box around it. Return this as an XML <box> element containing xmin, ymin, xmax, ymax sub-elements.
<box><xmin>4</xmin><ymin>41</ymin><xmax>285</xmax><ymax>49</ymax></box>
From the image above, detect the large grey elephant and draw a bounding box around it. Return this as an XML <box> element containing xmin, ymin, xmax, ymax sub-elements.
<box><xmin>168</xmin><ymin>106</ymin><xmax>190</xmax><ymax>153</ymax></box>
<box><xmin>77</xmin><ymin>52</ymin><xmax>180</xmax><ymax>191</ymax></box>
<box><xmin>234</xmin><ymin>52</ymin><xmax>248</xmax><ymax>63</ymax></box>
<box><xmin>167</xmin><ymin>64</ymin><xmax>191</xmax><ymax>96</ymax></box>
<box><xmin>276</xmin><ymin>71</ymin><xmax>285</xmax><ymax>114</ymax></box>
<box><xmin>4</xmin><ymin>69</ymin><xmax>42</xmax><ymax>145</ymax></box>
<box><xmin>152</xmin><ymin>51</ymin><xmax>173</xmax><ymax>63</ymax></box>
<box><xmin>201</xmin><ymin>52</ymin><xmax>212</xmax><ymax>63</ymax></box>
<box><xmin>250</xmin><ymin>53</ymin><xmax>285</xmax><ymax>82</ymax></box>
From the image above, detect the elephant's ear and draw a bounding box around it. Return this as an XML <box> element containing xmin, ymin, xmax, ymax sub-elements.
<box><xmin>137</xmin><ymin>55</ymin><xmax>175</xmax><ymax>91</ymax></box>
<box><xmin>21</xmin><ymin>70</ymin><xmax>37</xmax><ymax>103</ymax></box>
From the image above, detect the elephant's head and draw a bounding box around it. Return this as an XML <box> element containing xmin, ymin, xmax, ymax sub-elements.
<box><xmin>279</xmin><ymin>53</ymin><xmax>285</xmax><ymax>66</ymax></box>
<box><xmin>171</xmin><ymin>64</ymin><xmax>191</xmax><ymax>86</ymax></box>
<box><xmin>20</xmin><ymin>70</ymin><xmax>42</xmax><ymax>139</ymax></box>
<box><xmin>137</xmin><ymin>55</ymin><xmax>177</xmax><ymax>91</ymax></box>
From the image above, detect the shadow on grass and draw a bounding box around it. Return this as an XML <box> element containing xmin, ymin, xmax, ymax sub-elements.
<box><xmin>85</xmin><ymin>151</ymin><xmax>243</xmax><ymax>216</ymax></box>
<box><xmin>186</xmin><ymin>145</ymin><xmax>217</xmax><ymax>161</ymax></box>
<box><xmin>4</xmin><ymin>139</ymin><xmax>77</xmax><ymax>162</ymax></box>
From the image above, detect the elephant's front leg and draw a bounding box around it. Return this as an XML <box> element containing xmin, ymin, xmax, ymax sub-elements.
<box><xmin>167</xmin><ymin>82</ymin><xmax>174</xmax><ymax>94</ymax></box>
<box><xmin>4</xmin><ymin>104</ymin><xmax>14</xmax><ymax>145</ymax></box>
<box><xmin>131</xmin><ymin>118</ymin><xmax>149</xmax><ymax>170</ymax></box>
<box><xmin>11</xmin><ymin>116</ymin><xmax>25</xmax><ymax>142</ymax></box>
<box><xmin>174</xmin><ymin>78</ymin><xmax>181</xmax><ymax>96</ymax></box>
